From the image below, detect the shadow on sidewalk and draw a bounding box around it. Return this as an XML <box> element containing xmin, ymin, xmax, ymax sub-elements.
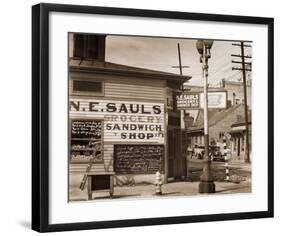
<box><xmin>94</xmin><ymin>194</ymin><xmax>141</xmax><ymax>200</ymax></box>
<box><xmin>216</xmin><ymin>185</ymin><xmax>250</xmax><ymax>193</ymax></box>
<box><xmin>160</xmin><ymin>191</ymin><xmax>180</xmax><ymax>196</ymax></box>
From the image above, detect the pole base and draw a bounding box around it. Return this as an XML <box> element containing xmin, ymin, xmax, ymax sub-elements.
<box><xmin>199</xmin><ymin>181</ymin><xmax>216</xmax><ymax>193</ymax></box>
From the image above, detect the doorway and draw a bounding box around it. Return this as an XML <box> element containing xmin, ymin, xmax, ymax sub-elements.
<box><xmin>167</xmin><ymin>128</ymin><xmax>185</xmax><ymax>180</ymax></box>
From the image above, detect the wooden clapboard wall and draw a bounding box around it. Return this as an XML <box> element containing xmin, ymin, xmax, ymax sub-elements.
<box><xmin>69</xmin><ymin>73</ymin><xmax>166</xmax><ymax>173</ymax></box>
<box><xmin>69</xmin><ymin>72</ymin><xmax>166</xmax><ymax>102</ymax></box>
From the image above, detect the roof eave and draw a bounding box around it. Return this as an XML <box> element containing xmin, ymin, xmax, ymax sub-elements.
<box><xmin>69</xmin><ymin>64</ymin><xmax>191</xmax><ymax>82</ymax></box>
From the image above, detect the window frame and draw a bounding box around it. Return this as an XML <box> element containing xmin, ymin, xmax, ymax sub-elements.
<box><xmin>73</xmin><ymin>34</ymin><xmax>99</xmax><ymax>60</ymax></box>
<box><xmin>71</xmin><ymin>78</ymin><xmax>105</xmax><ymax>97</ymax></box>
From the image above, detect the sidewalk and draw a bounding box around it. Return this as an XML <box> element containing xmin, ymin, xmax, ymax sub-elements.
<box><xmin>69</xmin><ymin>178</ymin><xmax>251</xmax><ymax>202</ymax></box>
<box><xmin>187</xmin><ymin>159</ymin><xmax>251</xmax><ymax>182</ymax></box>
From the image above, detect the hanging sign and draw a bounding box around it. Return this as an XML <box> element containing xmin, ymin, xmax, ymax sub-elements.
<box><xmin>176</xmin><ymin>92</ymin><xmax>200</xmax><ymax>110</ymax></box>
<box><xmin>176</xmin><ymin>91</ymin><xmax>227</xmax><ymax>110</ymax></box>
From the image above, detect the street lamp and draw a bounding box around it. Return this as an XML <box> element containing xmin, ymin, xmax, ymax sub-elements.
<box><xmin>196</xmin><ymin>39</ymin><xmax>216</xmax><ymax>193</ymax></box>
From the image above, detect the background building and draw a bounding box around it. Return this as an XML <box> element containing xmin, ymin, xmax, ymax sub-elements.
<box><xmin>183</xmin><ymin>74</ymin><xmax>252</xmax><ymax>162</ymax></box>
<box><xmin>229</xmin><ymin>120</ymin><xmax>252</xmax><ymax>161</ymax></box>
<box><xmin>219</xmin><ymin>78</ymin><xmax>252</xmax><ymax>108</ymax></box>
<box><xmin>187</xmin><ymin>104</ymin><xmax>243</xmax><ymax>146</ymax></box>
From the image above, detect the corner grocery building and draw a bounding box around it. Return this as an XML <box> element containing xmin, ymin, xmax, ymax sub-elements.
<box><xmin>69</xmin><ymin>34</ymin><xmax>191</xmax><ymax>189</ymax></box>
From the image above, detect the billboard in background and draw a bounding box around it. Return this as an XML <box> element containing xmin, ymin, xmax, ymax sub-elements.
<box><xmin>200</xmin><ymin>91</ymin><xmax>227</xmax><ymax>109</ymax></box>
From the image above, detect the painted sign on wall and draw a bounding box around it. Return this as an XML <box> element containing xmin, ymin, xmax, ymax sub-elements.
<box><xmin>69</xmin><ymin>99</ymin><xmax>165</xmax><ymax>143</ymax></box>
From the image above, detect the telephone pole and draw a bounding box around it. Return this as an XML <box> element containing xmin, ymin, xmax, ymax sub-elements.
<box><xmin>172</xmin><ymin>43</ymin><xmax>190</xmax><ymax>179</ymax></box>
<box><xmin>231</xmin><ymin>41</ymin><xmax>251</xmax><ymax>163</ymax></box>
<box><xmin>172</xmin><ymin>43</ymin><xmax>190</xmax><ymax>129</ymax></box>
<box><xmin>172</xmin><ymin>43</ymin><xmax>190</xmax><ymax>77</ymax></box>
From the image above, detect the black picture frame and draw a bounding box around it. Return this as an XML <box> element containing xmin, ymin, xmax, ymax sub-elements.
<box><xmin>32</xmin><ymin>3</ymin><xmax>274</xmax><ymax>232</ymax></box>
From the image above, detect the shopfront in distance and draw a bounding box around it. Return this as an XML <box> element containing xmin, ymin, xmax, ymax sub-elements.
<box><xmin>68</xmin><ymin>35</ymin><xmax>191</xmax><ymax>186</ymax></box>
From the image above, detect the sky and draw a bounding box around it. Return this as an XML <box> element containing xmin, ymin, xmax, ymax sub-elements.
<box><xmin>105</xmin><ymin>35</ymin><xmax>252</xmax><ymax>86</ymax></box>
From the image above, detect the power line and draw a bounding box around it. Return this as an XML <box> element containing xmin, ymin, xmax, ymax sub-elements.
<box><xmin>231</xmin><ymin>54</ymin><xmax>252</xmax><ymax>59</ymax></box>
<box><xmin>232</xmin><ymin>43</ymin><xmax>252</xmax><ymax>47</ymax></box>
<box><xmin>226</xmin><ymin>71</ymin><xmax>242</xmax><ymax>81</ymax></box>
<box><xmin>209</xmin><ymin>62</ymin><xmax>232</xmax><ymax>76</ymax></box>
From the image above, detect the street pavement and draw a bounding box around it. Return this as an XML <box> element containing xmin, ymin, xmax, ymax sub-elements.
<box><xmin>187</xmin><ymin>159</ymin><xmax>251</xmax><ymax>182</ymax></box>
<box><xmin>69</xmin><ymin>173</ymin><xmax>251</xmax><ymax>202</ymax></box>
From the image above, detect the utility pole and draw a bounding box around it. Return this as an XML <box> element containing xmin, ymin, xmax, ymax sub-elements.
<box><xmin>172</xmin><ymin>43</ymin><xmax>190</xmax><ymax>128</ymax></box>
<box><xmin>172</xmin><ymin>43</ymin><xmax>190</xmax><ymax>179</ymax></box>
<box><xmin>231</xmin><ymin>42</ymin><xmax>252</xmax><ymax>163</ymax></box>
<box><xmin>172</xmin><ymin>43</ymin><xmax>190</xmax><ymax>77</ymax></box>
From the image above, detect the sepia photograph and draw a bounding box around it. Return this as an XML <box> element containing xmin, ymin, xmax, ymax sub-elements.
<box><xmin>68</xmin><ymin>33</ymin><xmax>252</xmax><ymax>201</ymax></box>
<box><xmin>31</xmin><ymin>3</ymin><xmax>273</xmax><ymax>232</ymax></box>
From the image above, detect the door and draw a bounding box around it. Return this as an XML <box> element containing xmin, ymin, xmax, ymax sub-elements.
<box><xmin>237</xmin><ymin>137</ymin><xmax>240</xmax><ymax>156</ymax></box>
<box><xmin>167</xmin><ymin>129</ymin><xmax>174</xmax><ymax>178</ymax></box>
<box><xmin>167</xmin><ymin>128</ymin><xmax>183</xmax><ymax>179</ymax></box>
